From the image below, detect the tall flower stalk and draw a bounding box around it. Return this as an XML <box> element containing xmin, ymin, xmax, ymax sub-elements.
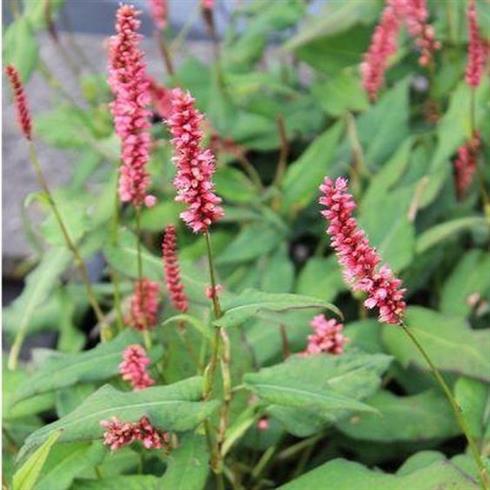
<box><xmin>165</xmin><ymin>87</ymin><xmax>228</xmax><ymax>488</ymax></box>
<box><xmin>320</xmin><ymin>177</ymin><xmax>489</xmax><ymax>490</ymax></box>
<box><xmin>5</xmin><ymin>64</ymin><xmax>108</xmax><ymax>369</ymax></box>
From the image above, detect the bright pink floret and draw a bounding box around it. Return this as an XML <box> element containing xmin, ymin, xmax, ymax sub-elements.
<box><xmin>319</xmin><ymin>177</ymin><xmax>406</xmax><ymax>325</ymax></box>
<box><xmin>162</xmin><ymin>225</ymin><xmax>188</xmax><ymax>313</ymax></box>
<box><xmin>165</xmin><ymin>88</ymin><xmax>224</xmax><ymax>233</ymax></box>
<box><xmin>201</xmin><ymin>0</ymin><xmax>214</xmax><ymax>10</ymax></box>
<box><xmin>5</xmin><ymin>65</ymin><xmax>32</xmax><ymax>140</ymax></box>
<box><xmin>147</xmin><ymin>76</ymin><xmax>173</xmax><ymax>120</ymax></box>
<box><xmin>119</xmin><ymin>344</ymin><xmax>155</xmax><ymax>390</ymax></box>
<box><xmin>305</xmin><ymin>315</ymin><xmax>348</xmax><ymax>355</ymax></box>
<box><xmin>149</xmin><ymin>0</ymin><xmax>168</xmax><ymax>30</ymax></box>
<box><xmin>454</xmin><ymin>131</ymin><xmax>481</xmax><ymax>199</ymax></box>
<box><xmin>108</xmin><ymin>5</ymin><xmax>152</xmax><ymax>207</ymax></box>
<box><xmin>125</xmin><ymin>278</ymin><xmax>160</xmax><ymax>330</ymax></box>
<box><xmin>465</xmin><ymin>0</ymin><xmax>487</xmax><ymax>88</ymax></box>
<box><xmin>361</xmin><ymin>0</ymin><xmax>402</xmax><ymax>101</ymax></box>
<box><xmin>100</xmin><ymin>416</ymin><xmax>169</xmax><ymax>451</ymax></box>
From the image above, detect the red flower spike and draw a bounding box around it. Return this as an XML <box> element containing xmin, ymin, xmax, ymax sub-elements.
<box><xmin>125</xmin><ymin>278</ymin><xmax>160</xmax><ymax>330</ymax></box>
<box><xmin>5</xmin><ymin>65</ymin><xmax>32</xmax><ymax>140</ymax></box>
<box><xmin>162</xmin><ymin>225</ymin><xmax>188</xmax><ymax>313</ymax></box>
<box><xmin>119</xmin><ymin>344</ymin><xmax>155</xmax><ymax>390</ymax></box>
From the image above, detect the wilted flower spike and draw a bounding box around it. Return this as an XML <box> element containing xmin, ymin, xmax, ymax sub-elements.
<box><xmin>319</xmin><ymin>177</ymin><xmax>406</xmax><ymax>325</ymax></box>
<box><xmin>119</xmin><ymin>344</ymin><xmax>155</xmax><ymax>390</ymax></box>
<box><xmin>149</xmin><ymin>0</ymin><xmax>168</xmax><ymax>30</ymax></box>
<box><xmin>5</xmin><ymin>65</ymin><xmax>32</xmax><ymax>140</ymax></box>
<box><xmin>166</xmin><ymin>88</ymin><xmax>224</xmax><ymax>233</ymax></box>
<box><xmin>403</xmin><ymin>0</ymin><xmax>440</xmax><ymax>66</ymax></box>
<box><xmin>162</xmin><ymin>225</ymin><xmax>188</xmax><ymax>313</ymax></box>
<box><xmin>108</xmin><ymin>4</ymin><xmax>152</xmax><ymax>206</ymax></box>
<box><xmin>465</xmin><ymin>0</ymin><xmax>487</xmax><ymax>88</ymax></box>
<box><xmin>361</xmin><ymin>1</ymin><xmax>401</xmax><ymax>101</ymax></box>
<box><xmin>125</xmin><ymin>278</ymin><xmax>160</xmax><ymax>330</ymax></box>
<box><xmin>305</xmin><ymin>315</ymin><xmax>348</xmax><ymax>355</ymax></box>
<box><xmin>454</xmin><ymin>131</ymin><xmax>481</xmax><ymax>199</ymax></box>
<box><xmin>100</xmin><ymin>416</ymin><xmax>169</xmax><ymax>451</ymax></box>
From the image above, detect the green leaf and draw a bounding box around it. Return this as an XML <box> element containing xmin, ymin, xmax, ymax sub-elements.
<box><xmin>455</xmin><ymin>377</ymin><xmax>490</xmax><ymax>440</ymax></box>
<box><xmin>24</xmin><ymin>0</ymin><xmax>65</xmax><ymax>30</ymax></box>
<box><xmin>244</xmin><ymin>352</ymin><xmax>391</xmax><ymax>436</ymax></box>
<box><xmin>296</xmin><ymin>256</ymin><xmax>345</xmax><ymax>303</ymax></box>
<box><xmin>36</xmin><ymin>442</ymin><xmax>105</xmax><ymax>490</ymax></box>
<box><xmin>160</xmin><ymin>433</ymin><xmax>209</xmax><ymax>489</ymax></box>
<box><xmin>217</xmin><ymin>223</ymin><xmax>286</xmax><ymax>265</ymax></box>
<box><xmin>18</xmin><ymin>377</ymin><xmax>218</xmax><ymax>461</ymax></box>
<box><xmin>382</xmin><ymin>307</ymin><xmax>490</xmax><ymax>382</ymax></box>
<box><xmin>55</xmin><ymin>385</ymin><xmax>97</xmax><ymax>418</ymax></box>
<box><xmin>285</xmin><ymin>1</ymin><xmax>378</xmax><ymax>50</ymax></box>
<box><xmin>260</xmin><ymin>245</ymin><xmax>295</xmax><ymax>293</ymax></box>
<box><xmin>214</xmin><ymin>167</ymin><xmax>256</xmax><ymax>204</ymax></box>
<box><xmin>282</xmin><ymin>121</ymin><xmax>344</xmax><ymax>212</ymax></box>
<box><xmin>216</xmin><ymin>289</ymin><xmax>342</xmax><ymax>328</ymax></box>
<box><xmin>312</xmin><ymin>70</ymin><xmax>369</xmax><ymax>117</ymax></box>
<box><xmin>12</xmin><ymin>330</ymin><xmax>162</xmax><ymax>403</ymax></box>
<box><xmin>72</xmin><ymin>476</ymin><xmax>159</xmax><ymax>490</ymax></box>
<box><xmin>139</xmin><ymin>201</ymin><xmax>182</xmax><ymax>231</ymax></box>
<box><xmin>13</xmin><ymin>430</ymin><xmax>62</xmax><ymax>490</ymax></box>
<box><xmin>6</xmin><ymin>248</ymin><xmax>71</xmax><ymax>369</ymax></box>
<box><xmin>359</xmin><ymin>188</ymin><xmax>415</xmax><ymax>272</ymax></box>
<box><xmin>337</xmin><ymin>389</ymin><xmax>459</xmax><ymax>442</ymax></box>
<box><xmin>278</xmin><ymin>456</ymin><xmax>479</xmax><ymax>489</ymax></box>
<box><xmin>440</xmin><ymin>250</ymin><xmax>490</xmax><ymax>317</ymax></box>
<box><xmin>3</xmin><ymin>17</ymin><xmax>39</xmax><ymax>82</ymax></box>
<box><xmin>415</xmin><ymin>217</ymin><xmax>489</xmax><ymax>254</ymax></box>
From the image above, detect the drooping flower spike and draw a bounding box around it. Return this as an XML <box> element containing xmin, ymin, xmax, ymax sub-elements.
<box><xmin>149</xmin><ymin>0</ymin><xmax>168</xmax><ymax>30</ymax></box>
<box><xmin>100</xmin><ymin>416</ymin><xmax>169</xmax><ymax>451</ymax></box>
<box><xmin>165</xmin><ymin>88</ymin><xmax>224</xmax><ymax>233</ymax></box>
<box><xmin>162</xmin><ymin>225</ymin><xmax>188</xmax><ymax>313</ymax></box>
<box><xmin>108</xmin><ymin>4</ymin><xmax>153</xmax><ymax>207</ymax></box>
<box><xmin>465</xmin><ymin>0</ymin><xmax>487</xmax><ymax>88</ymax></box>
<box><xmin>5</xmin><ymin>65</ymin><xmax>32</xmax><ymax>141</ymax></box>
<box><xmin>319</xmin><ymin>177</ymin><xmax>406</xmax><ymax>325</ymax></box>
<box><xmin>125</xmin><ymin>278</ymin><xmax>160</xmax><ymax>330</ymax></box>
<box><xmin>119</xmin><ymin>344</ymin><xmax>155</xmax><ymax>390</ymax></box>
<box><xmin>305</xmin><ymin>315</ymin><xmax>348</xmax><ymax>355</ymax></box>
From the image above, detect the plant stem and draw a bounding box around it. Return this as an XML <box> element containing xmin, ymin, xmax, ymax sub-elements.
<box><xmin>9</xmin><ymin>143</ymin><xmax>109</xmax><ymax>369</ymax></box>
<box><xmin>401</xmin><ymin>324</ymin><xmax>490</xmax><ymax>490</ymax></box>
<box><xmin>273</xmin><ymin>114</ymin><xmax>289</xmax><ymax>188</ymax></box>
<box><xmin>155</xmin><ymin>30</ymin><xmax>175</xmax><ymax>77</ymax></box>
<box><xmin>111</xmin><ymin>178</ymin><xmax>124</xmax><ymax>331</ymax></box>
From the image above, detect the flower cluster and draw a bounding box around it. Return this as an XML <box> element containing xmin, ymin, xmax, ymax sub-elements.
<box><xmin>361</xmin><ymin>1</ymin><xmax>401</xmax><ymax>101</ymax></box>
<box><xmin>201</xmin><ymin>0</ymin><xmax>214</xmax><ymax>10</ymax></box>
<box><xmin>125</xmin><ymin>278</ymin><xmax>160</xmax><ymax>330</ymax></box>
<box><xmin>166</xmin><ymin>88</ymin><xmax>224</xmax><ymax>233</ymax></box>
<box><xmin>454</xmin><ymin>131</ymin><xmax>481</xmax><ymax>199</ymax></box>
<box><xmin>5</xmin><ymin>65</ymin><xmax>32</xmax><ymax>141</ymax></box>
<box><xmin>205</xmin><ymin>284</ymin><xmax>223</xmax><ymax>300</ymax></box>
<box><xmin>100</xmin><ymin>416</ymin><xmax>169</xmax><ymax>451</ymax></box>
<box><xmin>119</xmin><ymin>344</ymin><xmax>155</xmax><ymax>390</ymax></box>
<box><xmin>465</xmin><ymin>0</ymin><xmax>487</xmax><ymax>88</ymax></box>
<box><xmin>362</xmin><ymin>0</ymin><xmax>440</xmax><ymax>100</ymax></box>
<box><xmin>403</xmin><ymin>0</ymin><xmax>440</xmax><ymax>66</ymax></box>
<box><xmin>319</xmin><ymin>177</ymin><xmax>406</xmax><ymax>325</ymax></box>
<box><xmin>108</xmin><ymin>4</ymin><xmax>153</xmax><ymax>207</ymax></box>
<box><xmin>149</xmin><ymin>0</ymin><xmax>168</xmax><ymax>30</ymax></box>
<box><xmin>305</xmin><ymin>315</ymin><xmax>348</xmax><ymax>355</ymax></box>
<box><xmin>162</xmin><ymin>225</ymin><xmax>188</xmax><ymax>312</ymax></box>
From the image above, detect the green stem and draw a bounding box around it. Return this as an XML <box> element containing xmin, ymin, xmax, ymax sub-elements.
<box><xmin>401</xmin><ymin>324</ymin><xmax>490</xmax><ymax>490</ymax></box>
<box><xmin>111</xmin><ymin>179</ymin><xmax>124</xmax><ymax>331</ymax></box>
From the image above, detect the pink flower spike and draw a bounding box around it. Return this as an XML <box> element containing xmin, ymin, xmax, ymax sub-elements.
<box><xmin>108</xmin><ymin>4</ymin><xmax>152</xmax><ymax>207</ymax></box>
<box><xmin>119</xmin><ymin>344</ymin><xmax>155</xmax><ymax>390</ymax></box>
<box><xmin>205</xmin><ymin>284</ymin><xmax>223</xmax><ymax>300</ymax></box>
<box><xmin>147</xmin><ymin>76</ymin><xmax>173</xmax><ymax>120</ymax></box>
<box><xmin>149</xmin><ymin>0</ymin><xmax>168</xmax><ymax>30</ymax></box>
<box><xmin>361</xmin><ymin>0</ymin><xmax>402</xmax><ymax>101</ymax></box>
<box><xmin>162</xmin><ymin>225</ymin><xmax>188</xmax><ymax>313</ymax></box>
<box><xmin>100</xmin><ymin>417</ymin><xmax>137</xmax><ymax>450</ymax></box>
<box><xmin>134</xmin><ymin>416</ymin><xmax>169</xmax><ymax>449</ymax></box>
<box><xmin>125</xmin><ymin>278</ymin><xmax>160</xmax><ymax>330</ymax></box>
<box><xmin>304</xmin><ymin>315</ymin><xmax>348</xmax><ymax>355</ymax></box>
<box><xmin>319</xmin><ymin>177</ymin><xmax>406</xmax><ymax>325</ymax></box>
<box><xmin>201</xmin><ymin>0</ymin><xmax>214</xmax><ymax>10</ymax></box>
<box><xmin>165</xmin><ymin>88</ymin><xmax>224</xmax><ymax>233</ymax></box>
<box><xmin>5</xmin><ymin>65</ymin><xmax>32</xmax><ymax>140</ymax></box>
<box><xmin>465</xmin><ymin>0</ymin><xmax>487</xmax><ymax>88</ymax></box>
